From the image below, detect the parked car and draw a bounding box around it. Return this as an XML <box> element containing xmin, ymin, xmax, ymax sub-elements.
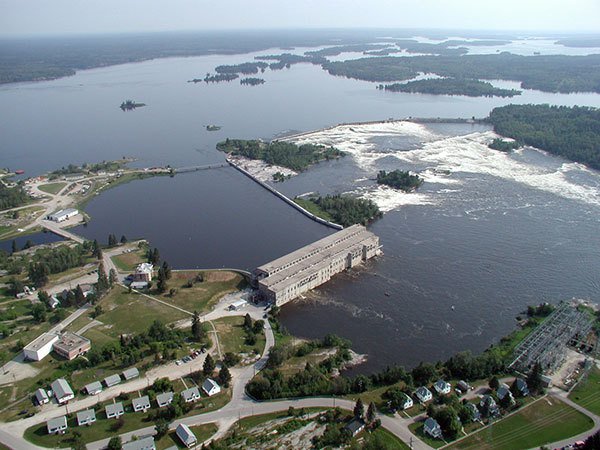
<box><xmin>176</xmin><ymin>360</ymin><xmax>183</xmax><ymax>366</ymax></box>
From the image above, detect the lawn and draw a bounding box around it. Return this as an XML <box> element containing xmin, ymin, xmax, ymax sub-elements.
<box><xmin>447</xmin><ymin>397</ymin><xmax>594</xmax><ymax>450</ymax></box>
<box><xmin>369</xmin><ymin>427</ymin><xmax>411</xmax><ymax>450</ymax></box>
<box><xmin>95</xmin><ymin>286</ymin><xmax>188</xmax><ymax>337</ymax></box>
<box><xmin>111</xmin><ymin>249</ymin><xmax>146</xmax><ymax>272</ymax></box>
<box><xmin>409</xmin><ymin>421</ymin><xmax>446</xmax><ymax>448</ymax></box>
<box><xmin>293</xmin><ymin>198</ymin><xmax>334</xmax><ymax>222</ymax></box>
<box><xmin>156</xmin><ymin>423</ymin><xmax>218</xmax><ymax>449</ymax></box>
<box><xmin>38</xmin><ymin>182</ymin><xmax>67</xmax><ymax>195</ymax></box>
<box><xmin>569</xmin><ymin>366</ymin><xmax>600</xmax><ymax>415</ymax></box>
<box><xmin>213</xmin><ymin>316</ymin><xmax>266</xmax><ymax>357</ymax></box>
<box><xmin>344</xmin><ymin>381</ymin><xmax>408</xmax><ymax>412</ymax></box>
<box><xmin>160</xmin><ymin>270</ymin><xmax>247</xmax><ymax>314</ymax></box>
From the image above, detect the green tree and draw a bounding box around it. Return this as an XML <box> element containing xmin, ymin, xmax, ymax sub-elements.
<box><xmin>96</xmin><ymin>262</ymin><xmax>110</xmax><ymax>296</ymax></box>
<box><xmin>31</xmin><ymin>303</ymin><xmax>47</xmax><ymax>323</ymax></box>
<box><xmin>11</xmin><ymin>240</ymin><xmax>17</xmax><ymax>254</ymax></box>
<box><xmin>366</xmin><ymin>401</ymin><xmax>376</xmax><ymax>423</ymax></box>
<box><xmin>120</xmin><ymin>235</ymin><xmax>128</xmax><ymax>244</ymax></box>
<box><xmin>156</xmin><ymin>267</ymin><xmax>167</xmax><ymax>293</ymax></box>
<box><xmin>218</xmin><ymin>365</ymin><xmax>232</xmax><ymax>387</ymax></box>
<box><xmin>107</xmin><ymin>436</ymin><xmax>122</xmax><ymax>450</ymax></box>
<box><xmin>162</xmin><ymin>261</ymin><xmax>172</xmax><ymax>280</ymax></box>
<box><xmin>109</xmin><ymin>268</ymin><xmax>118</xmax><ymax>286</ymax></box>
<box><xmin>37</xmin><ymin>290</ymin><xmax>50</xmax><ymax>306</ymax></box>
<box><xmin>74</xmin><ymin>285</ymin><xmax>85</xmax><ymax>306</ymax></box>
<box><xmin>203</xmin><ymin>353</ymin><xmax>216</xmax><ymax>376</ymax></box>
<box><xmin>191</xmin><ymin>311</ymin><xmax>205</xmax><ymax>342</ymax></box>
<box><xmin>527</xmin><ymin>363</ymin><xmax>544</xmax><ymax>394</ymax></box>
<box><xmin>489</xmin><ymin>376</ymin><xmax>500</xmax><ymax>391</ymax></box>
<box><xmin>154</xmin><ymin>419</ymin><xmax>170</xmax><ymax>439</ymax></box>
<box><xmin>354</xmin><ymin>397</ymin><xmax>364</xmax><ymax>419</ymax></box>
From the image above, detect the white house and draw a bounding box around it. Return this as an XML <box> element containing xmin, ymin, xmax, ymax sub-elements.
<box><xmin>46</xmin><ymin>416</ymin><xmax>68</xmax><ymax>435</ymax></box>
<box><xmin>175</xmin><ymin>423</ymin><xmax>197</xmax><ymax>448</ymax></box>
<box><xmin>132</xmin><ymin>395</ymin><xmax>151</xmax><ymax>412</ymax></box>
<box><xmin>104</xmin><ymin>374</ymin><xmax>121</xmax><ymax>388</ymax></box>
<box><xmin>105</xmin><ymin>402</ymin><xmax>125</xmax><ymax>419</ymax></box>
<box><xmin>156</xmin><ymin>391</ymin><xmax>174</xmax><ymax>408</ymax></box>
<box><xmin>34</xmin><ymin>388</ymin><xmax>49</xmax><ymax>405</ymax></box>
<box><xmin>51</xmin><ymin>378</ymin><xmax>74</xmax><ymax>404</ymax></box>
<box><xmin>46</xmin><ymin>208</ymin><xmax>79</xmax><ymax>223</ymax></box>
<box><xmin>122</xmin><ymin>436</ymin><xmax>156</xmax><ymax>450</ymax></box>
<box><xmin>84</xmin><ymin>381</ymin><xmax>102</xmax><ymax>396</ymax></box>
<box><xmin>400</xmin><ymin>393</ymin><xmax>413</xmax><ymax>410</ymax></box>
<box><xmin>132</xmin><ymin>263</ymin><xmax>153</xmax><ymax>282</ymax></box>
<box><xmin>415</xmin><ymin>386</ymin><xmax>432</xmax><ymax>403</ymax></box>
<box><xmin>23</xmin><ymin>333</ymin><xmax>59</xmax><ymax>361</ymax></box>
<box><xmin>49</xmin><ymin>296</ymin><xmax>61</xmax><ymax>309</ymax></box>
<box><xmin>122</xmin><ymin>367</ymin><xmax>139</xmax><ymax>380</ymax></box>
<box><xmin>202</xmin><ymin>378</ymin><xmax>221</xmax><ymax>397</ymax></box>
<box><xmin>433</xmin><ymin>379</ymin><xmax>451</xmax><ymax>395</ymax></box>
<box><xmin>181</xmin><ymin>386</ymin><xmax>201</xmax><ymax>403</ymax></box>
<box><xmin>424</xmin><ymin>417</ymin><xmax>443</xmax><ymax>439</ymax></box>
<box><xmin>76</xmin><ymin>409</ymin><xmax>96</xmax><ymax>426</ymax></box>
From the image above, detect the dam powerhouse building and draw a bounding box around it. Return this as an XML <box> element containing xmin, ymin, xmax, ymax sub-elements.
<box><xmin>253</xmin><ymin>224</ymin><xmax>380</xmax><ymax>306</ymax></box>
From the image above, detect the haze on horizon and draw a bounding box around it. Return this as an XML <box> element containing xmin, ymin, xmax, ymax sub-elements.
<box><xmin>1</xmin><ymin>0</ymin><xmax>599</xmax><ymax>37</ymax></box>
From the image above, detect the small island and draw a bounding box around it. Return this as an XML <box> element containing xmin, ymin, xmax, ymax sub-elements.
<box><xmin>119</xmin><ymin>100</ymin><xmax>146</xmax><ymax>111</ymax></box>
<box><xmin>380</xmin><ymin>78</ymin><xmax>521</xmax><ymax>98</ymax></box>
<box><xmin>489</xmin><ymin>138</ymin><xmax>520</xmax><ymax>152</ymax></box>
<box><xmin>206</xmin><ymin>125</ymin><xmax>222</xmax><ymax>131</ymax></box>
<box><xmin>294</xmin><ymin>194</ymin><xmax>382</xmax><ymax>227</ymax></box>
<box><xmin>376</xmin><ymin>169</ymin><xmax>424</xmax><ymax>192</ymax></box>
<box><xmin>240</xmin><ymin>77</ymin><xmax>266</xmax><ymax>86</ymax></box>
<box><xmin>216</xmin><ymin>139</ymin><xmax>344</xmax><ymax>172</ymax></box>
<box><xmin>191</xmin><ymin>73</ymin><xmax>239</xmax><ymax>83</ymax></box>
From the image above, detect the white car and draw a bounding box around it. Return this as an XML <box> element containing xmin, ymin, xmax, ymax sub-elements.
<box><xmin>176</xmin><ymin>360</ymin><xmax>183</xmax><ymax>366</ymax></box>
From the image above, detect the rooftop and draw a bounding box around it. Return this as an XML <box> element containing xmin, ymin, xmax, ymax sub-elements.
<box><xmin>122</xmin><ymin>436</ymin><xmax>155</xmax><ymax>450</ymax></box>
<box><xmin>53</xmin><ymin>331</ymin><xmax>90</xmax><ymax>354</ymax></box>
<box><xmin>181</xmin><ymin>386</ymin><xmax>200</xmax><ymax>401</ymax></box>
<box><xmin>122</xmin><ymin>367</ymin><xmax>139</xmax><ymax>380</ymax></box>
<box><xmin>104</xmin><ymin>374</ymin><xmax>121</xmax><ymax>387</ymax></box>
<box><xmin>47</xmin><ymin>416</ymin><xmax>67</xmax><ymax>430</ymax></box>
<box><xmin>24</xmin><ymin>333</ymin><xmax>58</xmax><ymax>352</ymax></box>
<box><xmin>85</xmin><ymin>381</ymin><xmax>102</xmax><ymax>394</ymax></box>
<box><xmin>51</xmin><ymin>378</ymin><xmax>73</xmax><ymax>399</ymax></box>
<box><xmin>105</xmin><ymin>402</ymin><xmax>124</xmax><ymax>416</ymax></box>
<box><xmin>76</xmin><ymin>409</ymin><xmax>96</xmax><ymax>423</ymax></box>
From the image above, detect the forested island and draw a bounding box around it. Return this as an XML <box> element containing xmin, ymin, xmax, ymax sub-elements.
<box><xmin>240</xmin><ymin>77</ymin><xmax>265</xmax><ymax>86</ymax></box>
<box><xmin>488</xmin><ymin>138</ymin><xmax>520</xmax><ymax>152</ymax></box>
<box><xmin>380</xmin><ymin>78</ymin><xmax>521</xmax><ymax>97</ymax></box>
<box><xmin>215</xmin><ymin>62</ymin><xmax>268</xmax><ymax>75</ymax></box>
<box><xmin>119</xmin><ymin>100</ymin><xmax>145</xmax><ymax>111</ymax></box>
<box><xmin>216</xmin><ymin>139</ymin><xmax>344</xmax><ymax>171</ymax></box>
<box><xmin>0</xmin><ymin>183</ymin><xmax>30</xmax><ymax>211</ymax></box>
<box><xmin>376</xmin><ymin>170</ymin><xmax>424</xmax><ymax>192</ymax></box>
<box><xmin>294</xmin><ymin>194</ymin><xmax>382</xmax><ymax>227</ymax></box>
<box><xmin>190</xmin><ymin>73</ymin><xmax>239</xmax><ymax>83</ymax></box>
<box><xmin>323</xmin><ymin>53</ymin><xmax>600</xmax><ymax>93</ymax></box>
<box><xmin>487</xmin><ymin>104</ymin><xmax>600</xmax><ymax>169</ymax></box>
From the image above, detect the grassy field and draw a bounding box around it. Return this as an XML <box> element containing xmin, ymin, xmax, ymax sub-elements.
<box><xmin>409</xmin><ymin>421</ymin><xmax>446</xmax><ymax>448</ymax></box>
<box><xmin>95</xmin><ymin>286</ymin><xmax>188</xmax><ymax>337</ymax></box>
<box><xmin>344</xmin><ymin>381</ymin><xmax>407</xmax><ymax>412</ymax></box>
<box><xmin>447</xmin><ymin>397</ymin><xmax>594</xmax><ymax>450</ymax></box>
<box><xmin>370</xmin><ymin>427</ymin><xmax>411</xmax><ymax>450</ymax></box>
<box><xmin>156</xmin><ymin>423</ymin><xmax>218</xmax><ymax>449</ymax></box>
<box><xmin>160</xmin><ymin>270</ymin><xmax>247</xmax><ymax>314</ymax></box>
<box><xmin>569</xmin><ymin>366</ymin><xmax>600</xmax><ymax>415</ymax></box>
<box><xmin>38</xmin><ymin>182</ymin><xmax>67</xmax><ymax>195</ymax></box>
<box><xmin>213</xmin><ymin>316</ymin><xmax>266</xmax><ymax>356</ymax></box>
<box><xmin>110</xmin><ymin>248</ymin><xmax>146</xmax><ymax>272</ymax></box>
<box><xmin>293</xmin><ymin>198</ymin><xmax>334</xmax><ymax>222</ymax></box>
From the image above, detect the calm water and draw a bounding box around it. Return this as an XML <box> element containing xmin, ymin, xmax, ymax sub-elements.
<box><xmin>2</xmin><ymin>38</ymin><xmax>600</xmax><ymax>371</ymax></box>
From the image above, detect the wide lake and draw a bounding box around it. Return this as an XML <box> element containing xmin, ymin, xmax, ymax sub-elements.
<box><xmin>2</xmin><ymin>38</ymin><xmax>600</xmax><ymax>372</ymax></box>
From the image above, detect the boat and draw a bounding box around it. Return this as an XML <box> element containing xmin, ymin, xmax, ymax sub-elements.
<box><xmin>14</xmin><ymin>169</ymin><xmax>25</xmax><ymax>175</ymax></box>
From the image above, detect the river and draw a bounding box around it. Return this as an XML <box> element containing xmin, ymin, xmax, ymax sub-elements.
<box><xmin>1</xmin><ymin>36</ymin><xmax>600</xmax><ymax>372</ymax></box>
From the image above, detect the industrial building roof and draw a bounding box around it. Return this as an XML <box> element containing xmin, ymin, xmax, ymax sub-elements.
<box><xmin>24</xmin><ymin>333</ymin><xmax>59</xmax><ymax>352</ymax></box>
<box><xmin>53</xmin><ymin>331</ymin><xmax>90</xmax><ymax>355</ymax></box>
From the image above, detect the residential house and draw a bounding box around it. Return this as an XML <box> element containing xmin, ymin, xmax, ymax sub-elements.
<box><xmin>132</xmin><ymin>395</ymin><xmax>151</xmax><ymax>412</ymax></box>
<box><xmin>466</xmin><ymin>402</ymin><xmax>481</xmax><ymax>422</ymax></box>
<box><xmin>132</xmin><ymin>263</ymin><xmax>153</xmax><ymax>282</ymax></box>
<box><xmin>400</xmin><ymin>393</ymin><xmax>413</xmax><ymax>410</ymax></box>
<box><xmin>423</xmin><ymin>417</ymin><xmax>442</xmax><ymax>439</ymax></box>
<box><xmin>514</xmin><ymin>378</ymin><xmax>529</xmax><ymax>396</ymax></box>
<box><xmin>122</xmin><ymin>436</ymin><xmax>156</xmax><ymax>450</ymax></box>
<box><xmin>34</xmin><ymin>388</ymin><xmax>49</xmax><ymax>405</ymax></box>
<box><xmin>175</xmin><ymin>423</ymin><xmax>198</xmax><ymax>448</ymax></box>
<box><xmin>46</xmin><ymin>416</ymin><xmax>68</xmax><ymax>435</ymax></box>
<box><xmin>456</xmin><ymin>380</ymin><xmax>471</xmax><ymax>393</ymax></box>
<box><xmin>181</xmin><ymin>387</ymin><xmax>201</xmax><ymax>403</ymax></box>
<box><xmin>415</xmin><ymin>386</ymin><xmax>432</xmax><ymax>403</ymax></box>
<box><xmin>84</xmin><ymin>381</ymin><xmax>102</xmax><ymax>396</ymax></box>
<box><xmin>48</xmin><ymin>296</ymin><xmax>61</xmax><ymax>309</ymax></box>
<box><xmin>51</xmin><ymin>378</ymin><xmax>74</xmax><ymax>404</ymax></box>
<box><xmin>497</xmin><ymin>383</ymin><xmax>515</xmax><ymax>405</ymax></box>
<box><xmin>76</xmin><ymin>409</ymin><xmax>96</xmax><ymax>426</ymax></box>
<box><xmin>105</xmin><ymin>402</ymin><xmax>125</xmax><ymax>419</ymax></box>
<box><xmin>202</xmin><ymin>378</ymin><xmax>221</xmax><ymax>397</ymax></box>
<box><xmin>433</xmin><ymin>379</ymin><xmax>451</xmax><ymax>395</ymax></box>
<box><xmin>104</xmin><ymin>374</ymin><xmax>121</xmax><ymax>388</ymax></box>
<box><xmin>156</xmin><ymin>392</ymin><xmax>174</xmax><ymax>408</ymax></box>
<box><xmin>122</xmin><ymin>367</ymin><xmax>140</xmax><ymax>380</ymax></box>
<box><xmin>480</xmin><ymin>395</ymin><xmax>500</xmax><ymax>418</ymax></box>
<box><xmin>344</xmin><ymin>418</ymin><xmax>366</xmax><ymax>437</ymax></box>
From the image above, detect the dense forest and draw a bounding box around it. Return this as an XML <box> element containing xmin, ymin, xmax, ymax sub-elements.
<box><xmin>27</xmin><ymin>243</ymin><xmax>93</xmax><ymax>287</ymax></box>
<box><xmin>240</xmin><ymin>77</ymin><xmax>265</xmax><ymax>86</ymax></box>
<box><xmin>0</xmin><ymin>183</ymin><xmax>30</xmax><ymax>211</ymax></box>
<box><xmin>215</xmin><ymin>62</ymin><xmax>268</xmax><ymax>75</ymax></box>
<box><xmin>487</xmin><ymin>104</ymin><xmax>600</xmax><ymax>169</ymax></box>
<box><xmin>376</xmin><ymin>170</ymin><xmax>424</xmax><ymax>192</ymax></box>
<box><xmin>381</xmin><ymin>78</ymin><xmax>521</xmax><ymax>97</ymax></box>
<box><xmin>298</xmin><ymin>194</ymin><xmax>382</xmax><ymax>227</ymax></box>
<box><xmin>488</xmin><ymin>138</ymin><xmax>520</xmax><ymax>152</ymax></box>
<box><xmin>323</xmin><ymin>53</ymin><xmax>600</xmax><ymax>93</ymax></box>
<box><xmin>216</xmin><ymin>139</ymin><xmax>344</xmax><ymax>171</ymax></box>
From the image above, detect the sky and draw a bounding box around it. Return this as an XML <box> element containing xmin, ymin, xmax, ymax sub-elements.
<box><xmin>1</xmin><ymin>0</ymin><xmax>599</xmax><ymax>37</ymax></box>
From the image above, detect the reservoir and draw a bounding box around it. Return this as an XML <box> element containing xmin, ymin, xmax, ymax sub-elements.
<box><xmin>1</xmin><ymin>38</ymin><xmax>600</xmax><ymax>372</ymax></box>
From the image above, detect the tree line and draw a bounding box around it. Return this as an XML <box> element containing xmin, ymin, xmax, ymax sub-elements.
<box><xmin>380</xmin><ymin>78</ymin><xmax>521</xmax><ymax>98</ymax></box>
<box><xmin>307</xmin><ymin>194</ymin><xmax>382</xmax><ymax>227</ymax></box>
<box><xmin>0</xmin><ymin>182</ymin><xmax>30</xmax><ymax>211</ymax></box>
<box><xmin>376</xmin><ymin>170</ymin><xmax>423</xmax><ymax>192</ymax></box>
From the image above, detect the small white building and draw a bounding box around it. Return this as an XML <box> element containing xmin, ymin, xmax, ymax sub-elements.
<box><xmin>228</xmin><ymin>299</ymin><xmax>248</xmax><ymax>311</ymax></box>
<box><xmin>175</xmin><ymin>423</ymin><xmax>197</xmax><ymax>448</ymax></box>
<box><xmin>51</xmin><ymin>378</ymin><xmax>74</xmax><ymax>404</ymax></box>
<box><xmin>130</xmin><ymin>281</ymin><xmax>148</xmax><ymax>290</ymax></box>
<box><xmin>122</xmin><ymin>367</ymin><xmax>139</xmax><ymax>380</ymax></box>
<box><xmin>49</xmin><ymin>296</ymin><xmax>61</xmax><ymax>309</ymax></box>
<box><xmin>23</xmin><ymin>333</ymin><xmax>59</xmax><ymax>361</ymax></box>
<box><xmin>132</xmin><ymin>395</ymin><xmax>151</xmax><ymax>412</ymax></box>
<box><xmin>47</xmin><ymin>416</ymin><xmax>68</xmax><ymax>435</ymax></box>
<box><xmin>105</xmin><ymin>402</ymin><xmax>125</xmax><ymax>419</ymax></box>
<box><xmin>46</xmin><ymin>208</ymin><xmax>79</xmax><ymax>223</ymax></box>
<box><xmin>104</xmin><ymin>374</ymin><xmax>121</xmax><ymax>388</ymax></box>
<box><xmin>34</xmin><ymin>388</ymin><xmax>49</xmax><ymax>405</ymax></box>
<box><xmin>433</xmin><ymin>380</ymin><xmax>451</xmax><ymax>395</ymax></box>
<box><xmin>122</xmin><ymin>436</ymin><xmax>156</xmax><ymax>450</ymax></box>
<box><xmin>156</xmin><ymin>391</ymin><xmax>174</xmax><ymax>408</ymax></box>
<box><xmin>76</xmin><ymin>409</ymin><xmax>96</xmax><ymax>426</ymax></box>
<box><xmin>415</xmin><ymin>386</ymin><xmax>432</xmax><ymax>403</ymax></box>
<box><xmin>424</xmin><ymin>417</ymin><xmax>442</xmax><ymax>439</ymax></box>
<box><xmin>84</xmin><ymin>381</ymin><xmax>103</xmax><ymax>396</ymax></box>
<box><xmin>400</xmin><ymin>393</ymin><xmax>413</xmax><ymax>410</ymax></box>
<box><xmin>181</xmin><ymin>386</ymin><xmax>201</xmax><ymax>403</ymax></box>
<box><xmin>132</xmin><ymin>263</ymin><xmax>153</xmax><ymax>282</ymax></box>
<box><xmin>202</xmin><ymin>378</ymin><xmax>221</xmax><ymax>397</ymax></box>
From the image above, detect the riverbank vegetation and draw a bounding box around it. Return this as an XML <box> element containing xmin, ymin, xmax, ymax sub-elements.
<box><xmin>240</xmin><ymin>77</ymin><xmax>265</xmax><ymax>86</ymax></box>
<box><xmin>488</xmin><ymin>104</ymin><xmax>600</xmax><ymax>169</ymax></box>
<box><xmin>323</xmin><ymin>53</ymin><xmax>600</xmax><ymax>93</ymax></box>
<box><xmin>376</xmin><ymin>170</ymin><xmax>423</xmax><ymax>192</ymax></box>
<box><xmin>295</xmin><ymin>194</ymin><xmax>381</xmax><ymax>227</ymax></box>
<box><xmin>216</xmin><ymin>139</ymin><xmax>344</xmax><ymax>171</ymax></box>
<box><xmin>380</xmin><ymin>78</ymin><xmax>521</xmax><ymax>97</ymax></box>
<box><xmin>0</xmin><ymin>183</ymin><xmax>30</xmax><ymax>211</ymax></box>
<box><xmin>488</xmin><ymin>138</ymin><xmax>521</xmax><ymax>152</ymax></box>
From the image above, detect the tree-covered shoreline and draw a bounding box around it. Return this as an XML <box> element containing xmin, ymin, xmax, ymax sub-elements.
<box><xmin>294</xmin><ymin>194</ymin><xmax>381</xmax><ymax>227</ymax></box>
<box><xmin>376</xmin><ymin>170</ymin><xmax>423</xmax><ymax>192</ymax></box>
<box><xmin>380</xmin><ymin>78</ymin><xmax>521</xmax><ymax>97</ymax></box>
<box><xmin>216</xmin><ymin>139</ymin><xmax>344</xmax><ymax>172</ymax></box>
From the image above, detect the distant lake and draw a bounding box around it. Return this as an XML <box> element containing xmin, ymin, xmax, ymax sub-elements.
<box><xmin>1</xmin><ymin>37</ymin><xmax>600</xmax><ymax>372</ymax></box>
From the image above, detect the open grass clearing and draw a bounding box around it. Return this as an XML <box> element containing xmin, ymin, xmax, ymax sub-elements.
<box><xmin>38</xmin><ymin>182</ymin><xmax>67</xmax><ymax>195</ymax></box>
<box><xmin>569</xmin><ymin>366</ymin><xmax>600</xmax><ymax>415</ymax></box>
<box><xmin>279</xmin><ymin>347</ymin><xmax>339</xmax><ymax>377</ymax></box>
<box><xmin>446</xmin><ymin>396</ymin><xmax>594</xmax><ymax>450</ymax></box>
<box><xmin>212</xmin><ymin>316</ymin><xmax>265</xmax><ymax>357</ymax></box>
<box><xmin>110</xmin><ymin>249</ymin><xmax>146</xmax><ymax>272</ymax></box>
<box><xmin>409</xmin><ymin>421</ymin><xmax>446</xmax><ymax>448</ymax></box>
<box><xmin>160</xmin><ymin>270</ymin><xmax>247</xmax><ymax>314</ymax></box>
<box><xmin>157</xmin><ymin>423</ymin><xmax>218</xmax><ymax>449</ymax></box>
<box><xmin>369</xmin><ymin>427</ymin><xmax>411</xmax><ymax>449</ymax></box>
